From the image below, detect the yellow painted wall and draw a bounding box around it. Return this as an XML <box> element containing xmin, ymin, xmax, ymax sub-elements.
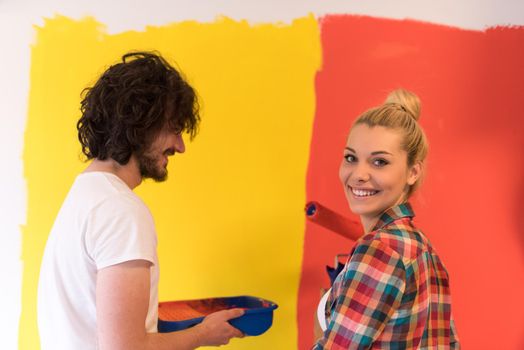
<box><xmin>21</xmin><ymin>15</ymin><xmax>320</xmax><ymax>349</ymax></box>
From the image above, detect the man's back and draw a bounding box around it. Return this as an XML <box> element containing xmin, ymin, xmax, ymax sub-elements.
<box><xmin>37</xmin><ymin>172</ymin><xmax>159</xmax><ymax>350</ymax></box>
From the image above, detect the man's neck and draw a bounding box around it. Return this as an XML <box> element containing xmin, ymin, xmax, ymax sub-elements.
<box><xmin>83</xmin><ymin>157</ymin><xmax>142</xmax><ymax>189</ymax></box>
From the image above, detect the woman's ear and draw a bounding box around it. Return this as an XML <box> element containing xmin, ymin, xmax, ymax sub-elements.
<box><xmin>407</xmin><ymin>161</ymin><xmax>422</xmax><ymax>186</ymax></box>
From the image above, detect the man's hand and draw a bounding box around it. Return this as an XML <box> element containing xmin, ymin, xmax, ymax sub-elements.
<box><xmin>195</xmin><ymin>309</ymin><xmax>245</xmax><ymax>346</ymax></box>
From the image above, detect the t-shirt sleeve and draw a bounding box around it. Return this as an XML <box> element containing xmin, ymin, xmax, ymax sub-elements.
<box><xmin>85</xmin><ymin>194</ymin><xmax>157</xmax><ymax>270</ymax></box>
<box><xmin>313</xmin><ymin>238</ymin><xmax>406</xmax><ymax>349</ymax></box>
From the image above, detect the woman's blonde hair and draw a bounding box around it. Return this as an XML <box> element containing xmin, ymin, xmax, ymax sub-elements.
<box><xmin>352</xmin><ymin>88</ymin><xmax>428</xmax><ymax>197</ymax></box>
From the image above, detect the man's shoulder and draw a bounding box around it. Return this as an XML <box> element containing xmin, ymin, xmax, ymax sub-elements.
<box><xmin>69</xmin><ymin>172</ymin><xmax>150</xmax><ymax>216</ymax></box>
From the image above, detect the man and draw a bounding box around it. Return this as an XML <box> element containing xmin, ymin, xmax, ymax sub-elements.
<box><xmin>37</xmin><ymin>52</ymin><xmax>244</xmax><ymax>350</ymax></box>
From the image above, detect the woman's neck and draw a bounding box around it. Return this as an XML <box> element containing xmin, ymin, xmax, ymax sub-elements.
<box><xmin>360</xmin><ymin>216</ymin><xmax>379</xmax><ymax>234</ymax></box>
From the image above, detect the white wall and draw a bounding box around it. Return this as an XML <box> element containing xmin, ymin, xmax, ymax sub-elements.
<box><xmin>1</xmin><ymin>1</ymin><xmax>522</xmax><ymax>349</ymax></box>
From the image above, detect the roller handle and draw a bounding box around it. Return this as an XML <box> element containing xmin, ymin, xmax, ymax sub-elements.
<box><xmin>305</xmin><ymin>201</ymin><xmax>362</xmax><ymax>241</ymax></box>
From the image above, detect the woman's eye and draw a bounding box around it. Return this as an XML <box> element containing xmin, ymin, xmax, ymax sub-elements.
<box><xmin>344</xmin><ymin>154</ymin><xmax>356</xmax><ymax>163</ymax></box>
<box><xmin>373</xmin><ymin>158</ymin><xmax>389</xmax><ymax>167</ymax></box>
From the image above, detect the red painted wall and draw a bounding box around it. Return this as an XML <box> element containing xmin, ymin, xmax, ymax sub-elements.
<box><xmin>298</xmin><ymin>15</ymin><xmax>524</xmax><ymax>350</ymax></box>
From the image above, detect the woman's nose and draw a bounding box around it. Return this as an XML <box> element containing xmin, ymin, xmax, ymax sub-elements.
<box><xmin>352</xmin><ymin>164</ymin><xmax>370</xmax><ymax>183</ymax></box>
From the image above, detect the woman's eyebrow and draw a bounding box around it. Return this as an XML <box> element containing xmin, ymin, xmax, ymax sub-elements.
<box><xmin>345</xmin><ymin>147</ymin><xmax>392</xmax><ymax>156</ymax></box>
<box><xmin>371</xmin><ymin>151</ymin><xmax>393</xmax><ymax>156</ymax></box>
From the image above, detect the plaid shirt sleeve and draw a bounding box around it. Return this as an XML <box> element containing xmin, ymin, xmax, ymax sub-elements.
<box><xmin>313</xmin><ymin>237</ymin><xmax>406</xmax><ymax>349</ymax></box>
<box><xmin>450</xmin><ymin>315</ymin><xmax>460</xmax><ymax>349</ymax></box>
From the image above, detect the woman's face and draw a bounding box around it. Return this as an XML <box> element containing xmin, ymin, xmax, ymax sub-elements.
<box><xmin>339</xmin><ymin>124</ymin><xmax>420</xmax><ymax>230</ymax></box>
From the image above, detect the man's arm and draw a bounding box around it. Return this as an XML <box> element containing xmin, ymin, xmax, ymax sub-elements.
<box><xmin>96</xmin><ymin>259</ymin><xmax>243</xmax><ymax>350</ymax></box>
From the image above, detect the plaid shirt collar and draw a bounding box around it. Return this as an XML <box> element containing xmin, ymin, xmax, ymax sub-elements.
<box><xmin>371</xmin><ymin>202</ymin><xmax>415</xmax><ymax>231</ymax></box>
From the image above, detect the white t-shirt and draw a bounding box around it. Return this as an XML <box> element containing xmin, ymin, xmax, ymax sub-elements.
<box><xmin>37</xmin><ymin>172</ymin><xmax>159</xmax><ymax>350</ymax></box>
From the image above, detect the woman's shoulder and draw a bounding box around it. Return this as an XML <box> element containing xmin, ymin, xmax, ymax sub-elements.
<box><xmin>365</xmin><ymin>224</ymin><xmax>428</xmax><ymax>262</ymax></box>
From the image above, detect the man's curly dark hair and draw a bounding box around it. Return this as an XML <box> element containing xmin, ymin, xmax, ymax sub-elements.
<box><xmin>77</xmin><ymin>51</ymin><xmax>200</xmax><ymax>165</ymax></box>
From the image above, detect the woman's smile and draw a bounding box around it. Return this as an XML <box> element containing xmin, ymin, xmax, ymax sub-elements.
<box><xmin>349</xmin><ymin>186</ymin><xmax>380</xmax><ymax>198</ymax></box>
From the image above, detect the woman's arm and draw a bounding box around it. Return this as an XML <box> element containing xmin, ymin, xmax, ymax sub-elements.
<box><xmin>450</xmin><ymin>315</ymin><xmax>460</xmax><ymax>349</ymax></box>
<box><xmin>313</xmin><ymin>239</ymin><xmax>406</xmax><ymax>349</ymax></box>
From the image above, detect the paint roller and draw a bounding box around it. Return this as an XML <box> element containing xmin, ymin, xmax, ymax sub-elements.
<box><xmin>305</xmin><ymin>201</ymin><xmax>362</xmax><ymax>241</ymax></box>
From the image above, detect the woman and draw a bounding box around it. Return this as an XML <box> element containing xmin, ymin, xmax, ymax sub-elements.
<box><xmin>313</xmin><ymin>89</ymin><xmax>459</xmax><ymax>349</ymax></box>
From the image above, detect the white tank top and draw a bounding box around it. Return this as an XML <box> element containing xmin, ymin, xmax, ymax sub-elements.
<box><xmin>317</xmin><ymin>288</ymin><xmax>331</xmax><ymax>331</ymax></box>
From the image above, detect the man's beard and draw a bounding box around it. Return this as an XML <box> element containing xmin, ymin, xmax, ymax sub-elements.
<box><xmin>137</xmin><ymin>151</ymin><xmax>167</xmax><ymax>182</ymax></box>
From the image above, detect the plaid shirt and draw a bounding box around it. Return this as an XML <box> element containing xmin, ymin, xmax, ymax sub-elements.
<box><xmin>313</xmin><ymin>203</ymin><xmax>459</xmax><ymax>349</ymax></box>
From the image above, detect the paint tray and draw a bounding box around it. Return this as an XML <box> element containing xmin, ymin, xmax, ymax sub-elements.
<box><xmin>158</xmin><ymin>296</ymin><xmax>278</xmax><ymax>336</ymax></box>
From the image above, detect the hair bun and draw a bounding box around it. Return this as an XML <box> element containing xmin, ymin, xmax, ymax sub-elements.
<box><xmin>384</xmin><ymin>88</ymin><xmax>421</xmax><ymax>121</ymax></box>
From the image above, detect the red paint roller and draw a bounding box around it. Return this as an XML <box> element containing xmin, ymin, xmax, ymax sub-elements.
<box><xmin>305</xmin><ymin>201</ymin><xmax>363</xmax><ymax>240</ymax></box>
